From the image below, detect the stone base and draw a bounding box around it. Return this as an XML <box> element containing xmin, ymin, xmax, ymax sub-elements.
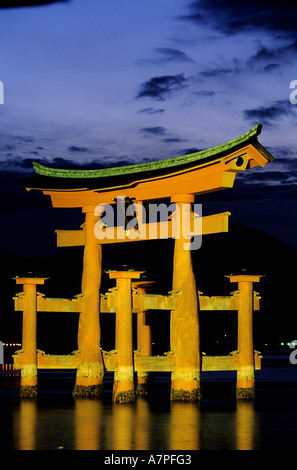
<box><xmin>170</xmin><ymin>388</ymin><xmax>201</xmax><ymax>402</ymax></box>
<box><xmin>236</xmin><ymin>387</ymin><xmax>255</xmax><ymax>400</ymax></box>
<box><xmin>136</xmin><ymin>382</ymin><xmax>149</xmax><ymax>397</ymax></box>
<box><xmin>113</xmin><ymin>390</ymin><xmax>136</xmax><ymax>404</ymax></box>
<box><xmin>19</xmin><ymin>385</ymin><xmax>38</xmax><ymax>398</ymax></box>
<box><xmin>73</xmin><ymin>384</ymin><xmax>104</xmax><ymax>398</ymax></box>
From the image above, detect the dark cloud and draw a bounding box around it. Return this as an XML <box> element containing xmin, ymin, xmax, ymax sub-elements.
<box><xmin>68</xmin><ymin>145</ymin><xmax>90</xmax><ymax>153</ymax></box>
<box><xmin>0</xmin><ymin>0</ymin><xmax>70</xmax><ymax>7</ymax></box>
<box><xmin>237</xmin><ymin>170</ymin><xmax>295</xmax><ymax>186</ymax></box>
<box><xmin>247</xmin><ymin>40</ymin><xmax>297</xmax><ymax>69</ymax></box>
<box><xmin>199</xmin><ymin>67</ymin><xmax>235</xmax><ymax>78</ymax></box>
<box><xmin>1</xmin><ymin>144</ymin><xmax>15</xmax><ymax>151</ymax></box>
<box><xmin>139</xmin><ymin>127</ymin><xmax>188</xmax><ymax>144</ymax></box>
<box><xmin>199</xmin><ymin>58</ymin><xmax>240</xmax><ymax>78</ymax></box>
<box><xmin>192</xmin><ymin>89</ymin><xmax>215</xmax><ymax>97</ymax></box>
<box><xmin>140</xmin><ymin>127</ymin><xmax>166</xmax><ymax>136</ymax></box>
<box><xmin>136</xmin><ymin>74</ymin><xmax>187</xmax><ymax>101</ymax></box>
<box><xmin>138</xmin><ymin>108</ymin><xmax>165</xmax><ymax>115</ymax></box>
<box><xmin>155</xmin><ymin>48</ymin><xmax>194</xmax><ymax>63</ymax></box>
<box><xmin>12</xmin><ymin>135</ymin><xmax>34</xmax><ymax>143</ymax></box>
<box><xmin>243</xmin><ymin>100</ymin><xmax>294</xmax><ymax>126</ymax></box>
<box><xmin>266</xmin><ymin>145</ymin><xmax>295</xmax><ymax>159</ymax></box>
<box><xmin>138</xmin><ymin>48</ymin><xmax>194</xmax><ymax>66</ymax></box>
<box><xmin>263</xmin><ymin>64</ymin><xmax>280</xmax><ymax>73</ymax></box>
<box><xmin>200</xmin><ymin>179</ymin><xmax>297</xmax><ymax>206</ymax></box>
<box><xmin>181</xmin><ymin>1</ymin><xmax>297</xmax><ymax>38</ymax></box>
<box><xmin>161</xmin><ymin>137</ymin><xmax>188</xmax><ymax>144</ymax></box>
<box><xmin>272</xmin><ymin>156</ymin><xmax>297</xmax><ymax>169</ymax></box>
<box><xmin>179</xmin><ymin>147</ymin><xmax>202</xmax><ymax>155</ymax></box>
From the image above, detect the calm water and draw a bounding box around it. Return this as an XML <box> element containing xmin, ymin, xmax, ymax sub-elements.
<box><xmin>1</xmin><ymin>357</ymin><xmax>297</xmax><ymax>451</ymax></box>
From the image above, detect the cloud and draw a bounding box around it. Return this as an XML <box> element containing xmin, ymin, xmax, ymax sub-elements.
<box><xmin>68</xmin><ymin>145</ymin><xmax>90</xmax><ymax>153</ymax></box>
<box><xmin>181</xmin><ymin>0</ymin><xmax>297</xmax><ymax>38</ymax></box>
<box><xmin>243</xmin><ymin>100</ymin><xmax>294</xmax><ymax>126</ymax></box>
<box><xmin>263</xmin><ymin>64</ymin><xmax>281</xmax><ymax>73</ymax></box>
<box><xmin>137</xmin><ymin>48</ymin><xmax>194</xmax><ymax>66</ymax></box>
<box><xmin>161</xmin><ymin>137</ymin><xmax>188</xmax><ymax>144</ymax></box>
<box><xmin>179</xmin><ymin>147</ymin><xmax>202</xmax><ymax>155</ymax></box>
<box><xmin>138</xmin><ymin>108</ymin><xmax>165</xmax><ymax>115</ymax></box>
<box><xmin>12</xmin><ymin>135</ymin><xmax>34</xmax><ymax>143</ymax></box>
<box><xmin>139</xmin><ymin>127</ymin><xmax>188</xmax><ymax>145</ymax></box>
<box><xmin>136</xmin><ymin>74</ymin><xmax>187</xmax><ymax>101</ymax></box>
<box><xmin>199</xmin><ymin>67</ymin><xmax>236</xmax><ymax>78</ymax></box>
<box><xmin>191</xmin><ymin>89</ymin><xmax>215</xmax><ymax>97</ymax></box>
<box><xmin>0</xmin><ymin>0</ymin><xmax>70</xmax><ymax>7</ymax></box>
<box><xmin>140</xmin><ymin>127</ymin><xmax>167</xmax><ymax>136</ymax></box>
<box><xmin>247</xmin><ymin>40</ymin><xmax>297</xmax><ymax>69</ymax></box>
<box><xmin>155</xmin><ymin>48</ymin><xmax>194</xmax><ymax>63</ymax></box>
<box><xmin>197</xmin><ymin>59</ymin><xmax>241</xmax><ymax>80</ymax></box>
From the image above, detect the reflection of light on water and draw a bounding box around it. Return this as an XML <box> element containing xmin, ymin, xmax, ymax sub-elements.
<box><xmin>134</xmin><ymin>398</ymin><xmax>150</xmax><ymax>450</ymax></box>
<box><xmin>10</xmin><ymin>390</ymin><xmax>258</xmax><ymax>450</ymax></box>
<box><xmin>236</xmin><ymin>401</ymin><xmax>256</xmax><ymax>450</ymax></box>
<box><xmin>111</xmin><ymin>404</ymin><xmax>135</xmax><ymax>449</ymax></box>
<box><xmin>14</xmin><ymin>399</ymin><xmax>37</xmax><ymax>450</ymax></box>
<box><xmin>74</xmin><ymin>398</ymin><xmax>103</xmax><ymax>450</ymax></box>
<box><xmin>170</xmin><ymin>403</ymin><xmax>200</xmax><ymax>450</ymax></box>
<box><xmin>110</xmin><ymin>398</ymin><xmax>152</xmax><ymax>450</ymax></box>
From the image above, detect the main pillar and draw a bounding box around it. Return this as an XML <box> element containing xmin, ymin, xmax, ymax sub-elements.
<box><xmin>227</xmin><ymin>273</ymin><xmax>262</xmax><ymax>399</ymax></box>
<box><xmin>108</xmin><ymin>270</ymin><xmax>143</xmax><ymax>404</ymax></box>
<box><xmin>132</xmin><ymin>280</ymin><xmax>155</xmax><ymax>396</ymax></box>
<box><xmin>170</xmin><ymin>194</ymin><xmax>201</xmax><ymax>401</ymax></box>
<box><xmin>73</xmin><ymin>205</ymin><xmax>104</xmax><ymax>397</ymax></box>
<box><xmin>15</xmin><ymin>277</ymin><xmax>47</xmax><ymax>398</ymax></box>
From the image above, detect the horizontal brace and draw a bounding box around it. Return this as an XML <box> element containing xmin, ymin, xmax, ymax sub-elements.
<box><xmin>101</xmin><ymin>351</ymin><xmax>261</xmax><ymax>373</ymax></box>
<box><xmin>133</xmin><ymin>293</ymin><xmax>177</xmax><ymax>311</ymax></box>
<box><xmin>134</xmin><ymin>355</ymin><xmax>175</xmax><ymax>372</ymax></box>
<box><xmin>202</xmin><ymin>351</ymin><xmax>261</xmax><ymax>371</ymax></box>
<box><xmin>13</xmin><ymin>296</ymin><xmax>84</xmax><ymax>313</ymax></box>
<box><xmin>55</xmin><ymin>212</ymin><xmax>230</xmax><ymax>247</ymax></box>
<box><xmin>13</xmin><ymin>351</ymin><xmax>81</xmax><ymax>369</ymax></box>
<box><xmin>56</xmin><ymin>229</ymin><xmax>85</xmax><ymax>247</ymax></box>
<box><xmin>100</xmin><ymin>293</ymin><xmax>260</xmax><ymax>312</ymax></box>
<box><xmin>13</xmin><ymin>293</ymin><xmax>260</xmax><ymax>314</ymax></box>
<box><xmin>199</xmin><ymin>295</ymin><xmax>260</xmax><ymax>311</ymax></box>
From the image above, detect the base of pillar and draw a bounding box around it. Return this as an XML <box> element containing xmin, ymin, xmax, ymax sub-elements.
<box><xmin>236</xmin><ymin>387</ymin><xmax>255</xmax><ymax>400</ymax></box>
<box><xmin>73</xmin><ymin>383</ymin><xmax>104</xmax><ymax>398</ymax></box>
<box><xmin>113</xmin><ymin>389</ymin><xmax>136</xmax><ymax>404</ymax></box>
<box><xmin>113</xmin><ymin>380</ymin><xmax>136</xmax><ymax>404</ymax></box>
<box><xmin>136</xmin><ymin>382</ymin><xmax>149</xmax><ymax>396</ymax></box>
<box><xmin>19</xmin><ymin>385</ymin><xmax>38</xmax><ymax>398</ymax></box>
<box><xmin>170</xmin><ymin>387</ymin><xmax>201</xmax><ymax>402</ymax></box>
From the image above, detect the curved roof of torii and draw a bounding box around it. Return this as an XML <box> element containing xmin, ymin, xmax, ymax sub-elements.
<box><xmin>22</xmin><ymin>124</ymin><xmax>274</xmax><ymax>207</ymax></box>
<box><xmin>24</xmin><ymin>124</ymin><xmax>273</xmax><ymax>191</ymax></box>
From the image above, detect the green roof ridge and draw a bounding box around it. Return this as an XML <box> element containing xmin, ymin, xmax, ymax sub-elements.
<box><xmin>33</xmin><ymin>124</ymin><xmax>262</xmax><ymax>179</ymax></box>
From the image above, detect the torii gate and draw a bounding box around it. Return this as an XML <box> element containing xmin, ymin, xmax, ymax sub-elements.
<box><xmin>14</xmin><ymin>124</ymin><xmax>273</xmax><ymax>402</ymax></box>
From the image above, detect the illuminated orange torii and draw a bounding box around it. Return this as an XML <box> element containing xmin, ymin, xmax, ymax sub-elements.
<box><xmin>15</xmin><ymin>124</ymin><xmax>273</xmax><ymax>402</ymax></box>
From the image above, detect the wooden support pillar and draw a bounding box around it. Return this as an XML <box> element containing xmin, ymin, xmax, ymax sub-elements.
<box><xmin>14</xmin><ymin>277</ymin><xmax>47</xmax><ymax>398</ymax></box>
<box><xmin>108</xmin><ymin>270</ymin><xmax>143</xmax><ymax>404</ymax></box>
<box><xmin>73</xmin><ymin>205</ymin><xmax>104</xmax><ymax>398</ymax></box>
<box><xmin>170</xmin><ymin>194</ymin><xmax>201</xmax><ymax>402</ymax></box>
<box><xmin>227</xmin><ymin>273</ymin><xmax>262</xmax><ymax>400</ymax></box>
<box><xmin>132</xmin><ymin>280</ymin><xmax>155</xmax><ymax>396</ymax></box>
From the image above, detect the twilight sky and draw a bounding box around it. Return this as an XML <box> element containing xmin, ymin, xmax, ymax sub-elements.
<box><xmin>0</xmin><ymin>0</ymin><xmax>297</xmax><ymax>256</ymax></box>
